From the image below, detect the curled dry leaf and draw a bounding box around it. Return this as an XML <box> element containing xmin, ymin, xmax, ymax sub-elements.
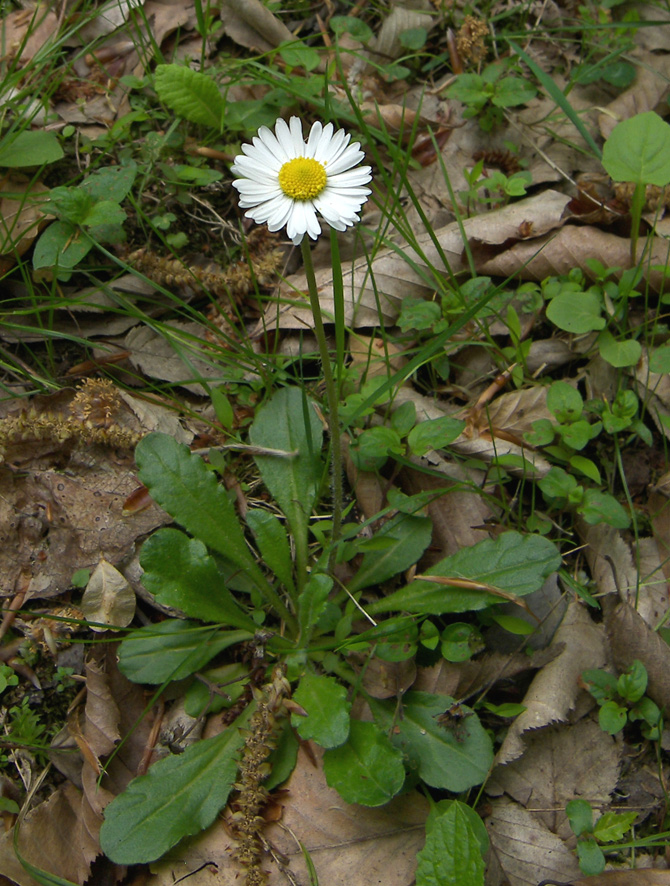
<box><xmin>598</xmin><ymin>52</ymin><xmax>670</xmax><ymax>140</ymax></box>
<box><xmin>489</xmin><ymin>716</ymin><xmax>621</xmax><ymax>842</ymax></box>
<box><xmin>605</xmin><ymin>599</ymin><xmax>670</xmax><ymax>713</ymax></box>
<box><xmin>477</xmin><ymin>226</ymin><xmax>670</xmax><ymax>292</ymax></box>
<box><xmin>486</xmin><ymin>796</ymin><xmax>581</xmax><ymax>886</ymax></box>
<box><xmin>147</xmin><ymin>746</ymin><xmax>429</xmax><ymax>885</ymax></box>
<box><xmin>80</xmin><ymin>558</ymin><xmax>136</xmax><ymax>631</ymax></box>
<box><xmin>260</xmin><ymin>190</ymin><xmax>572</xmax><ymax>330</ymax></box>
<box><xmin>0</xmin><ymin>177</ymin><xmax>51</xmax><ymax>273</ymax></box>
<box><xmin>220</xmin><ymin>0</ymin><xmax>293</xmax><ymax>52</ymax></box>
<box><xmin>496</xmin><ymin>601</ymin><xmax>607</xmax><ymax>765</ymax></box>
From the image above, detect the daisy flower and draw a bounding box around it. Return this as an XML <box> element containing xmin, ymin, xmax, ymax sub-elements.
<box><xmin>231</xmin><ymin>116</ymin><xmax>372</xmax><ymax>245</ymax></box>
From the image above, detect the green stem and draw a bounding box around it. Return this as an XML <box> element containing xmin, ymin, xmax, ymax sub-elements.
<box><xmin>300</xmin><ymin>239</ymin><xmax>343</xmax><ymax>572</ymax></box>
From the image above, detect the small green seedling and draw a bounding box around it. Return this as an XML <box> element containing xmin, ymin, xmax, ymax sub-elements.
<box><xmin>582</xmin><ymin>660</ymin><xmax>662</xmax><ymax>740</ymax></box>
<box><xmin>602</xmin><ymin>111</ymin><xmax>670</xmax><ymax>262</ymax></box>
<box><xmin>446</xmin><ymin>60</ymin><xmax>537</xmax><ymax>131</ymax></box>
<box><xmin>566</xmin><ymin>798</ymin><xmax>638</xmax><ymax>875</ymax></box>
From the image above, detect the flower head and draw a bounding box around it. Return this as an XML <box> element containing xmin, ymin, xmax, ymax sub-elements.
<box><xmin>231</xmin><ymin>116</ymin><xmax>372</xmax><ymax>245</ymax></box>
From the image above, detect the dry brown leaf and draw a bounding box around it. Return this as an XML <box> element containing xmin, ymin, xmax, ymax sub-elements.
<box><xmin>220</xmin><ymin>0</ymin><xmax>293</xmax><ymax>52</ymax></box>
<box><xmin>0</xmin><ymin>457</ymin><xmax>170</xmax><ymax>599</ymax></box>
<box><xmin>399</xmin><ymin>458</ymin><xmax>494</xmax><ymax>560</ymax></box>
<box><xmin>573</xmin><ymin>870</ymin><xmax>670</xmax><ymax>885</ymax></box>
<box><xmin>0</xmin><ymin>783</ymin><xmax>97</xmax><ymax>886</ymax></box>
<box><xmin>577</xmin><ymin>520</ymin><xmax>668</xmax><ymax>627</ymax></box>
<box><xmin>480</xmin><ymin>385</ymin><xmax>552</xmax><ymax>439</ymax></box>
<box><xmin>119</xmin><ymin>321</ymin><xmax>226</xmax><ymax>394</ymax></box>
<box><xmin>80</xmin><ymin>558</ymin><xmax>136</xmax><ymax>631</ymax></box>
<box><xmin>0</xmin><ymin>177</ymin><xmax>51</xmax><ymax>272</ymax></box>
<box><xmin>0</xmin><ymin>7</ymin><xmax>59</xmax><ymax>65</ymax></box>
<box><xmin>477</xmin><ymin>226</ymin><xmax>670</xmax><ymax>292</ymax></box>
<box><xmin>634</xmin><ymin>350</ymin><xmax>670</xmax><ymax>440</ymax></box>
<box><xmin>260</xmin><ymin>190</ymin><xmax>572</xmax><ymax>330</ymax></box>
<box><xmin>414</xmin><ymin>645</ymin><xmax>562</xmax><ymax>700</ymax></box>
<box><xmin>496</xmin><ymin>601</ymin><xmax>607</xmax><ymax>764</ymax></box>
<box><xmin>598</xmin><ymin>51</ymin><xmax>670</xmax><ymax>139</ymax></box>
<box><xmin>368</xmin><ymin>4</ymin><xmax>434</xmax><ymax>62</ymax></box>
<box><xmin>486</xmin><ymin>797</ymin><xmax>582</xmax><ymax>886</ymax></box>
<box><xmin>605</xmin><ymin>599</ymin><xmax>670</xmax><ymax>712</ymax></box>
<box><xmin>147</xmin><ymin>746</ymin><xmax>429</xmax><ymax>885</ymax></box>
<box><xmin>489</xmin><ymin>716</ymin><xmax>621</xmax><ymax>842</ymax></box>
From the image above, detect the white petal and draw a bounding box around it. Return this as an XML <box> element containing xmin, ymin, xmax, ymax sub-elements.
<box><xmin>275</xmin><ymin>117</ymin><xmax>302</xmax><ymax>159</ymax></box>
<box><xmin>327</xmin><ymin>167</ymin><xmax>373</xmax><ymax>188</ymax></box>
<box><xmin>238</xmin><ymin>140</ymin><xmax>283</xmax><ymax>172</ymax></box>
<box><xmin>256</xmin><ymin>123</ymin><xmax>290</xmax><ymax>163</ymax></box>
<box><xmin>231</xmin><ymin>155</ymin><xmax>279</xmax><ymax>182</ymax></box>
<box><xmin>305</xmin><ymin>121</ymin><xmax>324</xmax><ymax>157</ymax></box>
<box><xmin>326</xmin><ymin>145</ymin><xmax>367</xmax><ymax>175</ymax></box>
<box><xmin>316</xmin><ymin>128</ymin><xmax>348</xmax><ymax>164</ymax></box>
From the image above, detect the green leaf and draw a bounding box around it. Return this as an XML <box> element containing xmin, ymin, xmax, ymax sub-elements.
<box><xmin>348</xmin><ymin>514</ymin><xmax>432</xmax><ymax>593</ymax></box>
<box><xmin>100</xmin><ymin>706</ymin><xmax>251</xmax><ymax>863</ymax></box>
<box><xmin>117</xmin><ymin>620</ymin><xmax>247</xmax><ymax>684</ymax></box>
<box><xmin>279</xmin><ymin>41</ymin><xmax>321</xmax><ymax>71</ymax></box>
<box><xmin>598</xmin><ymin>700</ymin><xmax>627</xmax><ymax>735</ymax></box>
<box><xmin>322</xmin><ymin>720</ymin><xmax>405</xmax><ymax>806</ymax></box>
<box><xmin>80</xmin><ymin>163</ymin><xmax>137</xmax><ymax>203</ymax></box>
<box><xmin>445</xmin><ymin>74</ymin><xmax>488</xmax><ymax>108</ymax></box>
<box><xmin>371</xmin><ymin>692</ymin><xmax>493</xmax><ymax>791</ymax></box>
<box><xmin>154</xmin><ymin>64</ymin><xmax>225</xmax><ymax>131</ymax></box>
<box><xmin>566</xmin><ymin>798</ymin><xmax>594</xmax><ymax>837</ymax></box>
<box><xmin>330</xmin><ymin>15</ymin><xmax>373</xmax><ymax>42</ymax></box>
<box><xmin>441</xmin><ymin>623</ymin><xmax>484</xmax><ymax>662</ymax></box>
<box><xmin>368</xmin><ymin>531</ymin><xmax>561</xmax><ymax>616</ymax></box>
<box><xmin>416</xmin><ymin>801</ymin><xmax>486</xmax><ymax>886</ymax></box>
<box><xmin>247</xmin><ymin>509</ymin><xmax>296</xmax><ymax>597</ymax></box>
<box><xmin>546</xmin><ymin>291</ymin><xmax>605</xmax><ymax>333</ymax></box>
<box><xmin>249</xmin><ymin>388</ymin><xmax>323</xmax><ymax>542</ymax></box>
<box><xmin>140</xmin><ymin>528</ymin><xmax>257</xmax><ymax>631</ymax></box>
<box><xmin>579</xmin><ymin>489</ymin><xmax>630</xmax><ymax>529</ymax></box>
<box><xmin>597</xmin><ymin>330</ymin><xmax>642</xmax><ymax>368</ymax></box>
<box><xmin>265</xmin><ymin>720</ymin><xmax>300</xmax><ymax>790</ymax></box>
<box><xmin>547</xmin><ymin>380</ymin><xmax>583</xmax><ymax>422</ymax></box>
<box><xmin>577</xmin><ymin>838</ymin><xmax>606</xmax><ymax>876</ymax></box>
<box><xmin>399</xmin><ymin>27</ymin><xmax>427</xmax><ymax>50</ymax></box>
<box><xmin>617</xmin><ymin>659</ymin><xmax>647</xmax><ymax>702</ymax></box>
<box><xmin>593</xmin><ymin>811</ymin><xmax>638</xmax><ymax>843</ymax></box>
<box><xmin>407</xmin><ymin>416</ymin><xmax>466</xmax><ymax>457</ymax></box>
<box><xmin>491</xmin><ymin>75</ymin><xmax>536</xmax><ymax>107</ymax></box>
<box><xmin>82</xmin><ymin>200</ymin><xmax>126</xmax><ymax>229</ymax></box>
<box><xmin>292</xmin><ymin>673</ymin><xmax>351</xmax><ymax>748</ymax></box>
<box><xmin>602</xmin><ymin>111</ymin><xmax>670</xmax><ymax>186</ymax></box>
<box><xmin>32</xmin><ymin>221</ymin><xmax>92</xmax><ymax>271</ymax></box>
<box><xmin>297</xmin><ymin>572</ymin><xmax>333</xmax><ymax>639</ymax></box>
<box><xmin>0</xmin><ymin>130</ymin><xmax>63</xmax><ymax>167</ymax></box>
<box><xmin>650</xmin><ymin>344</ymin><xmax>670</xmax><ymax>373</ymax></box>
<box><xmin>135</xmin><ymin>433</ymin><xmax>267</xmax><ymax>590</ymax></box>
<box><xmin>569</xmin><ymin>455</ymin><xmax>601</xmax><ymax>484</ymax></box>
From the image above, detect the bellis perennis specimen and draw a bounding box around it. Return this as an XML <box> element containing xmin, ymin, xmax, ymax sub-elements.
<box><xmin>231</xmin><ymin>116</ymin><xmax>372</xmax><ymax>245</ymax></box>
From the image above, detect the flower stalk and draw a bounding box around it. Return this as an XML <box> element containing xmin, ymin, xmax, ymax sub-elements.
<box><xmin>300</xmin><ymin>239</ymin><xmax>343</xmax><ymax>567</ymax></box>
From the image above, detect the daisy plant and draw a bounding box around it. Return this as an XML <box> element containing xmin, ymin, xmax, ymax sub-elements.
<box><xmin>231</xmin><ymin>116</ymin><xmax>372</xmax><ymax>562</ymax></box>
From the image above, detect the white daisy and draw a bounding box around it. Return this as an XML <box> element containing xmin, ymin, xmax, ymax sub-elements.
<box><xmin>231</xmin><ymin>116</ymin><xmax>372</xmax><ymax>245</ymax></box>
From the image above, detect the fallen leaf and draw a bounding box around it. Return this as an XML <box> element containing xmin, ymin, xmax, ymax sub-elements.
<box><xmin>605</xmin><ymin>598</ymin><xmax>670</xmax><ymax>713</ymax></box>
<box><xmin>489</xmin><ymin>716</ymin><xmax>621</xmax><ymax>842</ymax></box>
<box><xmin>81</xmin><ymin>559</ymin><xmax>136</xmax><ymax>631</ymax></box>
<box><xmin>486</xmin><ymin>797</ymin><xmax>581</xmax><ymax>886</ymax></box>
<box><xmin>147</xmin><ymin>745</ymin><xmax>429</xmax><ymax>885</ymax></box>
<box><xmin>496</xmin><ymin>601</ymin><xmax>607</xmax><ymax>764</ymax></box>
<box><xmin>259</xmin><ymin>190</ymin><xmax>572</xmax><ymax>330</ymax></box>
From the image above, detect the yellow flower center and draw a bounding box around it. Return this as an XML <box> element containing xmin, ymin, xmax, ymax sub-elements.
<box><xmin>278</xmin><ymin>157</ymin><xmax>327</xmax><ymax>200</ymax></box>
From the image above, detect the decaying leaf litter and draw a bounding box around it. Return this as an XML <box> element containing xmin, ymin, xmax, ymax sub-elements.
<box><xmin>2</xmin><ymin>0</ymin><xmax>670</xmax><ymax>884</ymax></box>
